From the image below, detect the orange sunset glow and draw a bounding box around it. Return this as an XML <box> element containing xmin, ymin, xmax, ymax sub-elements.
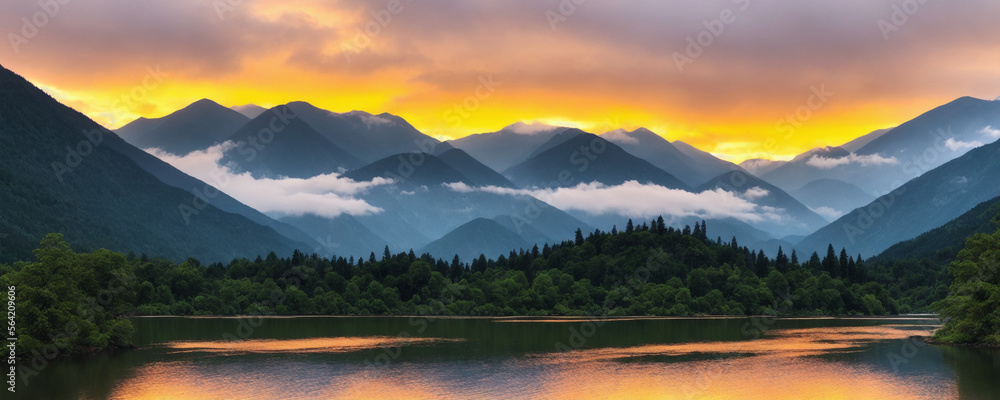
<box><xmin>2</xmin><ymin>0</ymin><xmax>998</xmax><ymax>162</ymax></box>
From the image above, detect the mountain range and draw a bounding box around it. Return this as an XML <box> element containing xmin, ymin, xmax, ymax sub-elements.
<box><xmin>7</xmin><ymin>61</ymin><xmax>1000</xmax><ymax>267</ymax></box>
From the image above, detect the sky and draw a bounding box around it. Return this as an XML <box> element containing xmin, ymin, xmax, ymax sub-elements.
<box><xmin>2</xmin><ymin>0</ymin><xmax>998</xmax><ymax>162</ymax></box>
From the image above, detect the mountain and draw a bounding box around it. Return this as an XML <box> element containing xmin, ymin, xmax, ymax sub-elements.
<box><xmin>105</xmin><ymin>134</ymin><xmax>320</xmax><ymax>251</ymax></box>
<box><xmin>797</xmin><ymin>137</ymin><xmax>1000</xmax><ymax>257</ymax></box>
<box><xmin>447</xmin><ymin>122</ymin><xmax>567</xmax><ymax>171</ymax></box>
<box><xmin>872</xmin><ymin>196</ymin><xmax>1000</xmax><ymax>265</ymax></box>
<box><xmin>0</xmin><ymin>64</ymin><xmax>307</xmax><ymax>263</ymax></box>
<box><xmin>671</xmin><ymin>140</ymin><xmax>743</xmax><ymax>179</ymax></box>
<box><xmin>696</xmin><ymin>170</ymin><xmax>829</xmax><ymax>238</ymax></box>
<box><xmin>419</xmin><ymin>218</ymin><xmax>530</xmax><ymax>262</ymax></box>
<box><xmin>341</xmin><ymin>153</ymin><xmax>591</xmax><ymax>253</ymax></box>
<box><xmin>284</xmin><ymin>102</ymin><xmax>450</xmax><ymax>163</ymax></box>
<box><xmin>115</xmin><ymin>99</ymin><xmax>249</xmax><ymax>155</ymax></box>
<box><xmin>762</xmin><ymin>98</ymin><xmax>1000</xmax><ymax>194</ymax></box>
<box><xmin>220</xmin><ymin>105</ymin><xmax>363</xmax><ymax>178</ymax></box>
<box><xmin>790</xmin><ymin>178</ymin><xmax>875</xmax><ymax>219</ymax></box>
<box><xmin>343</xmin><ymin>152</ymin><xmax>473</xmax><ymax>189</ymax></box>
<box><xmin>436</xmin><ymin>148</ymin><xmax>516</xmax><ymax>188</ymax></box>
<box><xmin>231</xmin><ymin>104</ymin><xmax>267</xmax><ymax>119</ymax></box>
<box><xmin>602</xmin><ymin>128</ymin><xmax>715</xmax><ymax>187</ymax></box>
<box><xmin>740</xmin><ymin>159</ymin><xmax>787</xmax><ymax>176</ymax></box>
<box><xmin>278</xmin><ymin>214</ymin><xmax>389</xmax><ymax>259</ymax></box>
<box><xmin>840</xmin><ymin>128</ymin><xmax>892</xmax><ymax>153</ymax></box>
<box><xmin>503</xmin><ymin>131</ymin><xmax>690</xmax><ymax>190</ymax></box>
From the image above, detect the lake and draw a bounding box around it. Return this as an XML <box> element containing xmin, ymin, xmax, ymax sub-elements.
<box><xmin>17</xmin><ymin>316</ymin><xmax>1000</xmax><ymax>399</ymax></box>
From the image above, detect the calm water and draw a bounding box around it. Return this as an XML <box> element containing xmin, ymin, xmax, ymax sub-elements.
<box><xmin>16</xmin><ymin>316</ymin><xmax>1000</xmax><ymax>399</ymax></box>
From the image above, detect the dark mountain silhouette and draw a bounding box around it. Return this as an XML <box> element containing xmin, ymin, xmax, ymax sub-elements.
<box><xmin>603</xmin><ymin>128</ymin><xmax>721</xmax><ymax>187</ymax></box>
<box><xmin>115</xmin><ymin>98</ymin><xmax>249</xmax><ymax>155</ymax></box>
<box><xmin>0</xmin><ymin>64</ymin><xmax>307</xmax><ymax>263</ymax></box>
<box><xmin>447</xmin><ymin>122</ymin><xmax>568</xmax><ymax>171</ymax></box>
<box><xmin>503</xmin><ymin>131</ymin><xmax>689</xmax><ymax>190</ymax></box>
<box><xmin>220</xmin><ymin>105</ymin><xmax>363</xmax><ymax>178</ymax></box>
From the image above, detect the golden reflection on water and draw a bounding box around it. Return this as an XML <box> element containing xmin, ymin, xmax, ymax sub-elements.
<box><xmin>164</xmin><ymin>336</ymin><xmax>457</xmax><ymax>354</ymax></box>
<box><xmin>108</xmin><ymin>326</ymin><xmax>956</xmax><ymax>400</ymax></box>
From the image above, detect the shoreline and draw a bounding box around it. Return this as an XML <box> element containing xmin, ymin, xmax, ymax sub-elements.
<box><xmin>130</xmin><ymin>314</ymin><xmax>942</xmax><ymax>321</ymax></box>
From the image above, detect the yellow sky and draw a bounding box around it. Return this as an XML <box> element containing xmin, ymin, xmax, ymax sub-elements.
<box><xmin>2</xmin><ymin>0</ymin><xmax>998</xmax><ymax>163</ymax></box>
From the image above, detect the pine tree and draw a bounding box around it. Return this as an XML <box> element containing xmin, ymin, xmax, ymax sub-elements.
<box><xmin>625</xmin><ymin>219</ymin><xmax>634</xmax><ymax>233</ymax></box>
<box><xmin>656</xmin><ymin>216</ymin><xmax>666</xmax><ymax>233</ymax></box>
<box><xmin>383</xmin><ymin>245</ymin><xmax>391</xmax><ymax>261</ymax></box>
<box><xmin>823</xmin><ymin>244</ymin><xmax>838</xmax><ymax>276</ymax></box>
<box><xmin>791</xmin><ymin>249</ymin><xmax>799</xmax><ymax>265</ymax></box>
<box><xmin>575</xmin><ymin>228</ymin><xmax>584</xmax><ymax>246</ymax></box>
<box><xmin>611</xmin><ymin>225</ymin><xmax>618</xmax><ymax>235</ymax></box>
<box><xmin>839</xmin><ymin>248</ymin><xmax>849</xmax><ymax>276</ymax></box>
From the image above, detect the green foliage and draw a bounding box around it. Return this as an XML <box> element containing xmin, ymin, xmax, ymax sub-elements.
<box><xmin>933</xmin><ymin>227</ymin><xmax>1000</xmax><ymax>345</ymax></box>
<box><xmin>0</xmin><ymin>234</ymin><xmax>135</xmax><ymax>360</ymax></box>
<box><xmin>4</xmin><ymin>220</ymin><xmax>963</xmax><ymax>363</ymax></box>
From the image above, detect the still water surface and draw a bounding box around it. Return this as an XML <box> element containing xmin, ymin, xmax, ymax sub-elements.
<box><xmin>20</xmin><ymin>316</ymin><xmax>1000</xmax><ymax>399</ymax></box>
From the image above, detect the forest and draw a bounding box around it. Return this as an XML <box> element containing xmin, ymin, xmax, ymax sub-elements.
<box><xmin>1</xmin><ymin>216</ymin><xmax>991</xmax><ymax>360</ymax></box>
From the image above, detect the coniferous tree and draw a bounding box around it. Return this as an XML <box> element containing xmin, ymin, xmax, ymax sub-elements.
<box><xmin>656</xmin><ymin>216</ymin><xmax>666</xmax><ymax>233</ymax></box>
<box><xmin>575</xmin><ymin>228</ymin><xmax>585</xmax><ymax>246</ymax></box>
<box><xmin>611</xmin><ymin>225</ymin><xmax>618</xmax><ymax>235</ymax></box>
<box><xmin>839</xmin><ymin>248</ymin><xmax>849</xmax><ymax>276</ymax></box>
<box><xmin>625</xmin><ymin>219</ymin><xmax>634</xmax><ymax>233</ymax></box>
<box><xmin>791</xmin><ymin>249</ymin><xmax>799</xmax><ymax>266</ymax></box>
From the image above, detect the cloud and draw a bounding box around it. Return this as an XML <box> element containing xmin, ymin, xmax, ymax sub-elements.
<box><xmin>944</xmin><ymin>138</ymin><xmax>983</xmax><ymax>151</ymax></box>
<box><xmin>445</xmin><ymin>181</ymin><xmax>784</xmax><ymax>224</ymax></box>
<box><xmin>345</xmin><ymin>111</ymin><xmax>394</xmax><ymax>127</ymax></box>
<box><xmin>601</xmin><ymin>129</ymin><xmax>639</xmax><ymax>144</ymax></box>
<box><xmin>740</xmin><ymin>187</ymin><xmax>770</xmax><ymax>200</ymax></box>
<box><xmin>507</xmin><ymin>121</ymin><xmax>558</xmax><ymax>135</ymax></box>
<box><xmin>805</xmin><ymin>153</ymin><xmax>899</xmax><ymax>170</ymax></box>
<box><xmin>811</xmin><ymin>206</ymin><xmax>845</xmax><ymax>221</ymax></box>
<box><xmin>980</xmin><ymin>125</ymin><xmax>1000</xmax><ymax>139</ymax></box>
<box><xmin>146</xmin><ymin>142</ymin><xmax>388</xmax><ymax>218</ymax></box>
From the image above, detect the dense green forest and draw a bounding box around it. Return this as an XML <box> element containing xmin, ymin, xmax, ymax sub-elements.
<box><xmin>932</xmin><ymin>217</ymin><xmax>1000</xmax><ymax>346</ymax></box>
<box><xmin>0</xmin><ymin>218</ymin><xmax>969</xmax><ymax>358</ymax></box>
<box><xmin>0</xmin><ymin>218</ymin><xmax>960</xmax><ymax>355</ymax></box>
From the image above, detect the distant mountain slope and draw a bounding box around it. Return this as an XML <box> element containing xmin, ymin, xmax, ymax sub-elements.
<box><xmin>343</xmin><ymin>152</ymin><xmax>473</xmax><ymax>189</ymax></box>
<box><xmin>840</xmin><ymin>128</ymin><xmax>892</xmax><ymax>153</ymax></box>
<box><xmin>872</xmin><ymin>196</ymin><xmax>1000</xmax><ymax>265</ymax></box>
<box><xmin>419</xmin><ymin>218</ymin><xmax>530</xmax><ymax>262</ymax></box>
<box><xmin>739</xmin><ymin>158</ymin><xmax>787</xmax><ymax>177</ymax></box>
<box><xmin>696</xmin><ymin>170</ymin><xmax>829</xmax><ymax>238</ymax></box>
<box><xmin>0</xmin><ymin>64</ymin><xmax>306</xmax><ymax>263</ymax></box>
<box><xmin>231</xmin><ymin>104</ymin><xmax>267</xmax><ymax>119</ymax></box>
<box><xmin>220</xmin><ymin>106</ymin><xmax>364</xmax><ymax>178</ymax></box>
<box><xmin>106</xmin><ymin>136</ymin><xmax>319</xmax><ymax>251</ymax></box>
<box><xmin>279</xmin><ymin>214</ymin><xmax>389</xmax><ymax>259</ymax></box>
<box><xmin>671</xmin><ymin>140</ymin><xmax>743</xmax><ymax>179</ymax></box>
<box><xmin>758</xmin><ymin>146</ymin><xmax>852</xmax><ymax>193</ymax></box>
<box><xmin>285</xmin><ymin>102</ymin><xmax>450</xmax><ymax>163</ymax></box>
<box><xmin>797</xmin><ymin>137</ymin><xmax>1000</xmax><ymax>257</ymax></box>
<box><xmin>762</xmin><ymin>98</ymin><xmax>1000</xmax><ymax>194</ymax></box>
<box><xmin>602</xmin><ymin>128</ymin><xmax>714</xmax><ymax>187</ymax></box>
<box><xmin>790</xmin><ymin>178</ymin><xmax>875</xmax><ymax>218</ymax></box>
<box><xmin>447</xmin><ymin>122</ymin><xmax>567</xmax><ymax>171</ymax></box>
<box><xmin>342</xmin><ymin>152</ymin><xmax>591</xmax><ymax>252</ymax></box>
<box><xmin>115</xmin><ymin>99</ymin><xmax>249</xmax><ymax>155</ymax></box>
<box><xmin>436</xmin><ymin>148</ymin><xmax>516</xmax><ymax>188</ymax></box>
<box><xmin>503</xmin><ymin>132</ymin><xmax>690</xmax><ymax>190</ymax></box>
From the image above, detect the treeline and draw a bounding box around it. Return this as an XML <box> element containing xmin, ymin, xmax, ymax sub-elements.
<box><xmin>932</xmin><ymin>218</ymin><xmax>1000</xmax><ymax>346</ymax></box>
<box><xmin>1</xmin><ymin>218</ymin><xmax>968</xmax><ymax>358</ymax></box>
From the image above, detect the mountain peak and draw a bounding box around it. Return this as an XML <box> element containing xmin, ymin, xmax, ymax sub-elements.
<box><xmin>503</xmin><ymin>121</ymin><xmax>560</xmax><ymax>135</ymax></box>
<box><xmin>230</xmin><ymin>104</ymin><xmax>267</xmax><ymax>119</ymax></box>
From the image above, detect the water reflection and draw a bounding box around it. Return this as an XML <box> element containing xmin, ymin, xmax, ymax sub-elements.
<box><xmin>165</xmin><ymin>336</ymin><xmax>460</xmax><ymax>355</ymax></box>
<box><xmin>25</xmin><ymin>317</ymin><xmax>997</xmax><ymax>400</ymax></box>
